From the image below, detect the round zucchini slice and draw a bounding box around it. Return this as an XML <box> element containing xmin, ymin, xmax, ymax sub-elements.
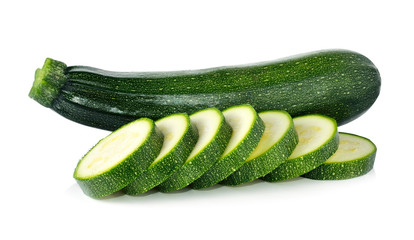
<box><xmin>157</xmin><ymin>108</ymin><xmax>232</xmax><ymax>192</ymax></box>
<box><xmin>302</xmin><ymin>132</ymin><xmax>376</xmax><ymax>180</ymax></box>
<box><xmin>73</xmin><ymin>118</ymin><xmax>163</xmax><ymax>198</ymax></box>
<box><xmin>221</xmin><ymin>110</ymin><xmax>298</xmax><ymax>186</ymax></box>
<box><xmin>123</xmin><ymin>113</ymin><xmax>198</xmax><ymax>195</ymax></box>
<box><xmin>262</xmin><ymin>114</ymin><xmax>339</xmax><ymax>182</ymax></box>
<box><xmin>190</xmin><ymin>104</ymin><xmax>265</xmax><ymax>189</ymax></box>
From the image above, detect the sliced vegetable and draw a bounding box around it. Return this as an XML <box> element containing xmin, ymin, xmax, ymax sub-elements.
<box><xmin>157</xmin><ymin>108</ymin><xmax>232</xmax><ymax>192</ymax></box>
<box><xmin>262</xmin><ymin>114</ymin><xmax>339</xmax><ymax>182</ymax></box>
<box><xmin>29</xmin><ymin>50</ymin><xmax>381</xmax><ymax>131</ymax></box>
<box><xmin>73</xmin><ymin>118</ymin><xmax>163</xmax><ymax>198</ymax></box>
<box><xmin>123</xmin><ymin>113</ymin><xmax>198</xmax><ymax>195</ymax></box>
<box><xmin>190</xmin><ymin>104</ymin><xmax>265</xmax><ymax>189</ymax></box>
<box><xmin>302</xmin><ymin>132</ymin><xmax>376</xmax><ymax>180</ymax></box>
<box><xmin>221</xmin><ymin>110</ymin><xmax>298</xmax><ymax>186</ymax></box>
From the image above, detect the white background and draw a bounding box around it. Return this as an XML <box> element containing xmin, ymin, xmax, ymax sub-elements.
<box><xmin>1</xmin><ymin>0</ymin><xmax>413</xmax><ymax>239</ymax></box>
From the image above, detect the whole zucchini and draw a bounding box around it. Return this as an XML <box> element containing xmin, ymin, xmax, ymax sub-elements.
<box><xmin>29</xmin><ymin>49</ymin><xmax>380</xmax><ymax>131</ymax></box>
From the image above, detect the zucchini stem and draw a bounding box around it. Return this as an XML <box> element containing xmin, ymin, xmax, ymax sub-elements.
<box><xmin>29</xmin><ymin>58</ymin><xmax>67</xmax><ymax>107</ymax></box>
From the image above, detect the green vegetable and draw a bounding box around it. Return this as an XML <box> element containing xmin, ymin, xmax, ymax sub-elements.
<box><xmin>123</xmin><ymin>113</ymin><xmax>198</xmax><ymax>195</ymax></box>
<box><xmin>73</xmin><ymin>118</ymin><xmax>163</xmax><ymax>198</ymax></box>
<box><xmin>29</xmin><ymin>50</ymin><xmax>381</xmax><ymax>131</ymax></box>
<box><xmin>221</xmin><ymin>110</ymin><xmax>298</xmax><ymax>186</ymax></box>
<box><xmin>157</xmin><ymin>108</ymin><xmax>232</xmax><ymax>192</ymax></box>
<box><xmin>302</xmin><ymin>132</ymin><xmax>376</xmax><ymax>180</ymax></box>
<box><xmin>262</xmin><ymin>114</ymin><xmax>339</xmax><ymax>182</ymax></box>
<box><xmin>190</xmin><ymin>104</ymin><xmax>264</xmax><ymax>189</ymax></box>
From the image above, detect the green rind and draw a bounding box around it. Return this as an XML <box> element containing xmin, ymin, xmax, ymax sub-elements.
<box><xmin>123</xmin><ymin>113</ymin><xmax>198</xmax><ymax>195</ymax></box>
<box><xmin>31</xmin><ymin>50</ymin><xmax>380</xmax><ymax>131</ymax></box>
<box><xmin>302</xmin><ymin>133</ymin><xmax>376</xmax><ymax>180</ymax></box>
<box><xmin>74</xmin><ymin>118</ymin><xmax>163</xmax><ymax>198</ymax></box>
<box><xmin>262</xmin><ymin>115</ymin><xmax>339</xmax><ymax>182</ymax></box>
<box><xmin>221</xmin><ymin>111</ymin><xmax>298</xmax><ymax>186</ymax></box>
<box><xmin>190</xmin><ymin>105</ymin><xmax>265</xmax><ymax>189</ymax></box>
<box><xmin>52</xmin><ymin>95</ymin><xmax>137</xmax><ymax>131</ymax></box>
<box><xmin>157</xmin><ymin>108</ymin><xmax>232</xmax><ymax>192</ymax></box>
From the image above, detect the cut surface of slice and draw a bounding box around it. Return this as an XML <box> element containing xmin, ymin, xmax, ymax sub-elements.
<box><xmin>157</xmin><ymin>108</ymin><xmax>232</xmax><ymax>192</ymax></box>
<box><xmin>262</xmin><ymin>114</ymin><xmax>339</xmax><ymax>182</ymax></box>
<box><xmin>221</xmin><ymin>110</ymin><xmax>298</xmax><ymax>186</ymax></box>
<box><xmin>74</xmin><ymin>118</ymin><xmax>163</xmax><ymax>198</ymax></box>
<box><xmin>123</xmin><ymin>113</ymin><xmax>198</xmax><ymax>195</ymax></box>
<box><xmin>190</xmin><ymin>104</ymin><xmax>265</xmax><ymax>189</ymax></box>
<box><xmin>302</xmin><ymin>132</ymin><xmax>376</xmax><ymax>180</ymax></box>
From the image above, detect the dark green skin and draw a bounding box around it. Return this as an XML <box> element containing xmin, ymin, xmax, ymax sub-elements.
<box><xmin>220</xmin><ymin>112</ymin><xmax>299</xmax><ymax>186</ymax></box>
<box><xmin>302</xmin><ymin>133</ymin><xmax>376</xmax><ymax>180</ymax></box>
<box><xmin>30</xmin><ymin>49</ymin><xmax>380</xmax><ymax>131</ymax></box>
<box><xmin>123</xmin><ymin>113</ymin><xmax>199</xmax><ymax>195</ymax></box>
<box><xmin>157</xmin><ymin>108</ymin><xmax>233</xmax><ymax>192</ymax></box>
<box><xmin>74</xmin><ymin>119</ymin><xmax>164</xmax><ymax>198</ymax></box>
<box><xmin>190</xmin><ymin>105</ymin><xmax>265</xmax><ymax>189</ymax></box>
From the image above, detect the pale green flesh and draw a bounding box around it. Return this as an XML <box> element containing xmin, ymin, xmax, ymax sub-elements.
<box><xmin>152</xmin><ymin>114</ymin><xmax>189</xmax><ymax>165</ymax></box>
<box><xmin>289</xmin><ymin>115</ymin><xmax>336</xmax><ymax>160</ymax></box>
<box><xmin>75</xmin><ymin>119</ymin><xmax>152</xmax><ymax>178</ymax></box>
<box><xmin>326</xmin><ymin>133</ymin><xmax>375</xmax><ymax>163</ymax></box>
<box><xmin>221</xmin><ymin>105</ymin><xmax>255</xmax><ymax>156</ymax></box>
<box><xmin>187</xmin><ymin>109</ymin><xmax>221</xmax><ymax>161</ymax></box>
<box><xmin>247</xmin><ymin>111</ymin><xmax>291</xmax><ymax>161</ymax></box>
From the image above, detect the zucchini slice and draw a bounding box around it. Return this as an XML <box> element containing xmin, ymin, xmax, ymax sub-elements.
<box><xmin>190</xmin><ymin>104</ymin><xmax>265</xmax><ymax>189</ymax></box>
<box><xmin>302</xmin><ymin>132</ymin><xmax>376</xmax><ymax>180</ymax></box>
<box><xmin>157</xmin><ymin>108</ymin><xmax>232</xmax><ymax>192</ymax></box>
<box><xmin>73</xmin><ymin>118</ymin><xmax>163</xmax><ymax>198</ymax></box>
<box><xmin>262</xmin><ymin>114</ymin><xmax>339</xmax><ymax>182</ymax></box>
<box><xmin>221</xmin><ymin>110</ymin><xmax>298</xmax><ymax>186</ymax></box>
<box><xmin>123</xmin><ymin>113</ymin><xmax>198</xmax><ymax>195</ymax></box>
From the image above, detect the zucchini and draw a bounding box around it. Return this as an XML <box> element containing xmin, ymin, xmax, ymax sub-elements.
<box><xmin>190</xmin><ymin>104</ymin><xmax>264</xmax><ymax>189</ymax></box>
<box><xmin>73</xmin><ymin>118</ymin><xmax>163</xmax><ymax>198</ymax></box>
<box><xmin>123</xmin><ymin>113</ymin><xmax>198</xmax><ymax>195</ymax></box>
<box><xmin>221</xmin><ymin>110</ymin><xmax>298</xmax><ymax>186</ymax></box>
<box><xmin>157</xmin><ymin>108</ymin><xmax>232</xmax><ymax>192</ymax></box>
<box><xmin>29</xmin><ymin>49</ymin><xmax>380</xmax><ymax>131</ymax></box>
<box><xmin>262</xmin><ymin>114</ymin><xmax>339</xmax><ymax>182</ymax></box>
<box><xmin>302</xmin><ymin>132</ymin><xmax>376</xmax><ymax>180</ymax></box>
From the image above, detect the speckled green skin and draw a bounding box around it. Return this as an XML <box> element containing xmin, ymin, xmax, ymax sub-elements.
<box><xmin>157</xmin><ymin>108</ymin><xmax>232</xmax><ymax>192</ymax></box>
<box><xmin>123</xmin><ymin>113</ymin><xmax>198</xmax><ymax>195</ymax></box>
<box><xmin>74</xmin><ymin>118</ymin><xmax>163</xmax><ymax>199</ymax></box>
<box><xmin>262</xmin><ymin>115</ymin><xmax>339</xmax><ymax>182</ymax></box>
<box><xmin>221</xmin><ymin>111</ymin><xmax>298</xmax><ymax>186</ymax></box>
<box><xmin>302</xmin><ymin>133</ymin><xmax>376</xmax><ymax>180</ymax></box>
<box><xmin>29</xmin><ymin>49</ymin><xmax>381</xmax><ymax>131</ymax></box>
<box><xmin>190</xmin><ymin>105</ymin><xmax>265</xmax><ymax>189</ymax></box>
